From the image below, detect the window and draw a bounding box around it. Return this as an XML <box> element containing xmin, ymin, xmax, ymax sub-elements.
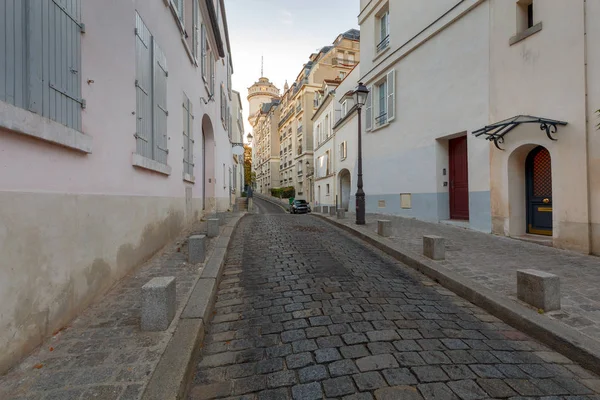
<box><xmin>517</xmin><ymin>0</ymin><xmax>534</xmax><ymax>32</ymax></box>
<box><xmin>342</xmin><ymin>101</ymin><xmax>348</xmax><ymax>118</ymax></box>
<box><xmin>339</xmin><ymin>71</ymin><xmax>347</xmax><ymax>80</ymax></box>
<box><xmin>326</xmin><ymin>150</ymin><xmax>331</xmax><ymax>175</ymax></box>
<box><xmin>221</xmin><ymin>83</ymin><xmax>226</xmax><ymax>125</ymax></box>
<box><xmin>377</xmin><ymin>10</ymin><xmax>390</xmax><ymax>53</ymax></box>
<box><xmin>183</xmin><ymin>93</ymin><xmax>194</xmax><ymax>179</ymax></box>
<box><xmin>325</xmin><ymin>115</ymin><xmax>330</xmax><ymax>138</ymax></box>
<box><xmin>366</xmin><ymin>69</ymin><xmax>395</xmax><ymax>131</ymax></box>
<box><xmin>135</xmin><ymin>13</ymin><xmax>169</xmax><ymax>165</ymax></box>
<box><xmin>210</xmin><ymin>51</ymin><xmax>215</xmax><ymax>95</ymax></box>
<box><xmin>340</xmin><ymin>141</ymin><xmax>347</xmax><ymax>161</ymax></box>
<box><xmin>170</xmin><ymin>0</ymin><xmax>184</xmax><ymax>26</ymax></box>
<box><xmin>201</xmin><ymin>24</ymin><xmax>208</xmax><ymax>81</ymax></box>
<box><xmin>191</xmin><ymin>0</ymin><xmax>199</xmax><ymax>62</ymax></box>
<box><xmin>1</xmin><ymin>0</ymin><xmax>84</xmax><ymax>131</ymax></box>
<box><xmin>326</xmin><ymin>184</ymin><xmax>330</xmax><ymax>196</ymax></box>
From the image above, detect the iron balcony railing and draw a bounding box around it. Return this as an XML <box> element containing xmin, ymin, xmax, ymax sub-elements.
<box><xmin>332</xmin><ymin>58</ymin><xmax>358</xmax><ymax>66</ymax></box>
<box><xmin>296</xmin><ymin>104</ymin><xmax>302</xmax><ymax>113</ymax></box>
<box><xmin>377</xmin><ymin>35</ymin><xmax>390</xmax><ymax>53</ymax></box>
<box><xmin>375</xmin><ymin>112</ymin><xmax>388</xmax><ymax>127</ymax></box>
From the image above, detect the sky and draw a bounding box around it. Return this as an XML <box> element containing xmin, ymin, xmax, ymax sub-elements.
<box><xmin>224</xmin><ymin>0</ymin><xmax>360</xmax><ymax>140</ymax></box>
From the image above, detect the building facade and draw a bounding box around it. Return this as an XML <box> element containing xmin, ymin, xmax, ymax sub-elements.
<box><xmin>231</xmin><ymin>90</ymin><xmax>245</xmax><ymax>197</ymax></box>
<box><xmin>278</xmin><ymin>30</ymin><xmax>360</xmax><ymax>199</ymax></box>
<box><xmin>358</xmin><ymin>0</ymin><xmax>599</xmax><ymax>254</ymax></box>
<box><xmin>0</xmin><ymin>0</ymin><xmax>236</xmax><ymax>372</ymax></box>
<box><xmin>247</xmin><ymin>77</ymin><xmax>280</xmax><ymax>194</ymax></box>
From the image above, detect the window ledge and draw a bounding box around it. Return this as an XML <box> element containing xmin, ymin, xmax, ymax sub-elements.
<box><xmin>132</xmin><ymin>153</ymin><xmax>172</xmax><ymax>176</ymax></box>
<box><xmin>369</xmin><ymin>120</ymin><xmax>391</xmax><ymax>133</ymax></box>
<box><xmin>183</xmin><ymin>173</ymin><xmax>195</xmax><ymax>183</ymax></box>
<box><xmin>373</xmin><ymin>45</ymin><xmax>391</xmax><ymax>62</ymax></box>
<box><xmin>510</xmin><ymin>22</ymin><xmax>543</xmax><ymax>46</ymax></box>
<box><xmin>0</xmin><ymin>101</ymin><xmax>92</xmax><ymax>153</ymax></box>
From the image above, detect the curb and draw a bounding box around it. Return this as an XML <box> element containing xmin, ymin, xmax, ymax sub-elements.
<box><xmin>142</xmin><ymin>214</ymin><xmax>245</xmax><ymax>400</ymax></box>
<box><xmin>314</xmin><ymin>213</ymin><xmax>600</xmax><ymax>376</ymax></box>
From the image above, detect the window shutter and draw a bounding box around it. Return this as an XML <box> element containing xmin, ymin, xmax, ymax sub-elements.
<box><xmin>366</xmin><ymin>85</ymin><xmax>373</xmax><ymax>131</ymax></box>
<box><xmin>135</xmin><ymin>13</ymin><xmax>153</xmax><ymax>159</ymax></box>
<box><xmin>153</xmin><ymin>41</ymin><xmax>169</xmax><ymax>165</ymax></box>
<box><xmin>387</xmin><ymin>69</ymin><xmax>395</xmax><ymax>122</ymax></box>
<box><xmin>201</xmin><ymin>25</ymin><xmax>207</xmax><ymax>80</ymax></box>
<box><xmin>177</xmin><ymin>0</ymin><xmax>184</xmax><ymax>24</ymax></box>
<box><xmin>193</xmin><ymin>1</ymin><xmax>199</xmax><ymax>61</ymax></box>
<box><xmin>210</xmin><ymin>52</ymin><xmax>215</xmax><ymax>94</ymax></box>
<box><xmin>183</xmin><ymin>95</ymin><xmax>190</xmax><ymax>175</ymax></box>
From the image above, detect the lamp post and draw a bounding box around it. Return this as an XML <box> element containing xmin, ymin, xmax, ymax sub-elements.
<box><xmin>352</xmin><ymin>83</ymin><xmax>370</xmax><ymax>225</ymax></box>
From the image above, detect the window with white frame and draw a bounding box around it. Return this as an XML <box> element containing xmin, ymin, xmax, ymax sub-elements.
<box><xmin>325</xmin><ymin>115</ymin><xmax>330</xmax><ymax>138</ymax></box>
<box><xmin>201</xmin><ymin>24</ymin><xmax>208</xmax><ymax>82</ymax></box>
<box><xmin>340</xmin><ymin>141</ymin><xmax>347</xmax><ymax>161</ymax></box>
<box><xmin>339</xmin><ymin>71</ymin><xmax>346</xmax><ymax>80</ymax></box>
<box><xmin>326</xmin><ymin>150</ymin><xmax>331</xmax><ymax>175</ymax></box>
<box><xmin>366</xmin><ymin>69</ymin><xmax>395</xmax><ymax>131</ymax></box>
<box><xmin>377</xmin><ymin>9</ymin><xmax>390</xmax><ymax>53</ymax></box>
<box><xmin>170</xmin><ymin>0</ymin><xmax>184</xmax><ymax>27</ymax></box>
<box><xmin>342</xmin><ymin>100</ymin><xmax>348</xmax><ymax>118</ymax></box>
<box><xmin>326</xmin><ymin>184</ymin><xmax>330</xmax><ymax>196</ymax></box>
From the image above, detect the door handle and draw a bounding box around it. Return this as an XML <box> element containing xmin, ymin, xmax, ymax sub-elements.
<box><xmin>543</xmin><ymin>198</ymin><xmax>550</xmax><ymax>204</ymax></box>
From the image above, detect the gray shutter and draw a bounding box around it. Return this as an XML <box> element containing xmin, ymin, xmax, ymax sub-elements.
<box><xmin>154</xmin><ymin>41</ymin><xmax>169</xmax><ymax>164</ymax></box>
<box><xmin>188</xmin><ymin>99</ymin><xmax>194</xmax><ymax>175</ymax></box>
<box><xmin>1</xmin><ymin>0</ymin><xmax>26</xmax><ymax>109</ymax></box>
<box><xmin>135</xmin><ymin>13</ymin><xmax>153</xmax><ymax>159</ymax></box>
<box><xmin>192</xmin><ymin>0</ymin><xmax>199</xmax><ymax>61</ymax></box>
<box><xmin>183</xmin><ymin>94</ymin><xmax>189</xmax><ymax>175</ymax></box>
<box><xmin>365</xmin><ymin>85</ymin><xmax>373</xmax><ymax>131</ymax></box>
<box><xmin>387</xmin><ymin>69</ymin><xmax>395</xmax><ymax>122</ymax></box>
<box><xmin>201</xmin><ymin>24</ymin><xmax>206</xmax><ymax>80</ymax></box>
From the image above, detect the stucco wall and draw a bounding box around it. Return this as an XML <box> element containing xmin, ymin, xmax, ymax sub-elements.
<box><xmin>489</xmin><ymin>0</ymin><xmax>591</xmax><ymax>253</ymax></box>
<box><xmin>360</xmin><ymin>2</ymin><xmax>491</xmax><ymax>231</ymax></box>
<box><xmin>0</xmin><ymin>0</ymin><xmax>235</xmax><ymax>373</ymax></box>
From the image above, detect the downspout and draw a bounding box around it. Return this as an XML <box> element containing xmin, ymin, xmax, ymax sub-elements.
<box><xmin>583</xmin><ymin>0</ymin><xmax>592</xmax><ymax>253</ymax></box>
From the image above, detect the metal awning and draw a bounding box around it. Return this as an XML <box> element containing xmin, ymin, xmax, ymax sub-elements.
<box><xmin>472</xmin><ymin>115</ymin><xmax>567</xmax><ymax>150</ymax></box>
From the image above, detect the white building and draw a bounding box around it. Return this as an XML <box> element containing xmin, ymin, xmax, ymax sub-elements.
<box><xmin>358</xmin><ymin>0</ymin><xmax>600</xmax><ymax>254</ymax></box>
<box><xmin>231</xmin><ymin>90</ymin><xmax>245</xmax><ymax>197</ymax></box>
<box><xmin>0</xmin><ymin>0</ymin><xmax>236</xmax><ymax>373</ymax></box>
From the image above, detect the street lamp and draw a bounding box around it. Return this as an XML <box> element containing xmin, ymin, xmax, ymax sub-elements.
<box><xmin>246</xmin><ymin>133</ymin><xmax>253</xmax><ymax>143</ymax></box>
<box><xmin>352</xmin><ymin>82</ymin><xmax>369</xmax><ymax>225</ymax></box>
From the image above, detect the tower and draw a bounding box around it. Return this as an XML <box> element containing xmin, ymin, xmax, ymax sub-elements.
<box><xmin>247</xmin><ymin>58</ymin><xmax>280</xmax><ymax>127</ymax></box>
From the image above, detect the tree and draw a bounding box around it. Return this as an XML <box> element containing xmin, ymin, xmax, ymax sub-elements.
<box><xmin>244</xmin><ymin>145</ymin><xmax>252</xmax><ymax>186</ymax></box>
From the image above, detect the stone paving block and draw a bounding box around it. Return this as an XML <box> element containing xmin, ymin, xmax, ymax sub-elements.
<box><xmin>292</xmin><ymin>382</ymin><xmax>323</xmax><ymax>400</ymax></box>
<box><xmin>356</xmin><ymin>354</ymin><xmax>399</xmax><ymax>372</ymax></box>
<box><xmin>266</xmin><ymin>370</ymin><xmax>297</xmax><ymax>388</ymax></box>
<box><xmin>417</xmin><ymin>382</ymin><xmax>456</xmax><ymax>400</ymax></box>
<box><xmin>517</xmin><ymin>269</ymin><xmax>561</xmax><ymax>311</ymax></box>
<box><xmin>476</xmin><ymin>378</ymin><xmax>517</xmax><ymax>398</ymax></box>
<box><xmin>323</xmin><ymin>376</ymin><xmax>356</xmax><ymax>397</ymax></box>
<box><xmin>298</xmin><ymin>364</ymin><xmax>329</xmax><ymax>383</ymax></box>
<box><xmin>141</xmin><ymin>276</ymin><xmax>176</xmax><ymax>331</ymax></box>
<box><xmin>382</xmin><ymin>368</ymin><xmax>418</xmax><ymax>386</ymax></box>
<box><xmin>446</xmin><ymin>379</ymin><xmax>488</xmax><ymax>400</ymax></box>
<box><xmin>315</xmin><ymin>347</ymin><xmax>342</xmax><ymax>363</ymax></box>
<box><xmin>423</xmin><ymin>235</ymin><xmax>445</xmax><ymax>260</ymax></box>
<box><xmin>411</xmin><ymin>366</ymin><xmax>449</xmax><ymax>382</ymax></box>
<box><xmin>353</xmin><ymin>371</ymin><xmax>388</xmax><ymax>391</ymax></box>
<box><xmin>375</xmin><ymin>386</ymin><xmax>424</xmax><ymax>400</ymax></box>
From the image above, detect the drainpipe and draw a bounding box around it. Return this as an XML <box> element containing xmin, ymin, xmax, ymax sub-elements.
<box><xmin>583</xmin><ymin>0</ymin><xmax>592</xmax><ymax>253</ymax></box>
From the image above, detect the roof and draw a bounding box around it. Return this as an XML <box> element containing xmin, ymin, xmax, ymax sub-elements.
<box><xmin>341</xmin><ymin>28</ymin><xmax>360</xmax><ymax>41</ymax></box>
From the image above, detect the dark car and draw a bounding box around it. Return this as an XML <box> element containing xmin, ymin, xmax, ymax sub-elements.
<box><xmin>289</xmin><ymin>199</ymin><xmax>311</xmax><ymax>214</ymax></box>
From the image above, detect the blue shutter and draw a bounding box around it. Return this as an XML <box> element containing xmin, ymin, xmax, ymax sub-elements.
<box><xmin>153</xmin><ymin>41</ymin><xmax>169</xmax><ymax>165</ymax></box>
<box><xmin>0</xmin><ymin>0</ymin><xmax>27</xmax><ymax>109</ymax></box>
<box><xmin>135</xmin><ymin>13</ymin><xmax>153</xmax><ymax>159</ymax></box>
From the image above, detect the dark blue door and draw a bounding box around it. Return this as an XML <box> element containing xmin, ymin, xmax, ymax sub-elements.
<box><xmin>526</xmin><ymin>146</ymin><xmax>552</xmax><ymax>236</ymax></box>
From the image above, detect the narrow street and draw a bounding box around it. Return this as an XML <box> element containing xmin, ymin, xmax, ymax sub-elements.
<box><xmin>188</xmin><ymin>198</ymin><xmax>600</xmax><ymax>399</ymax></box>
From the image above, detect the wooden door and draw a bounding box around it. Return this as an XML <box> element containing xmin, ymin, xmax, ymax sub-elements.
<box><xmin>449</xmin><ymin>136</ymin><xmax>470</xmax><ymax>220</ymax></box>
<box><xmin>526</xmin><ymin>146</ymin><xmax>553</xmax><ymax>236</ymax></box>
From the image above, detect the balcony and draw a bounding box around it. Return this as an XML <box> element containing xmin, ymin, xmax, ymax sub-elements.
<box><xmin>377</xmin><ymin>35</ymin><xmax>390</xmax><ymax>53</ymax></box>
<box><xmin>279</xmin><ymin>109</ymin><xmax>294</xmax><ymax>128</ymax></box>
<box><xmin>297</xmin><ymin>145</ymin><xmax>303</xmax><ymax>155</ymax></box>
<box><xmin>296</xmin><ymin>104</ymin><xmax>302</xmax><ymax>113</ymax></box>
<box><xmin>332</xmin><ymin>58</ymin><xmax>358</xmax><ymax>66</ymax></box>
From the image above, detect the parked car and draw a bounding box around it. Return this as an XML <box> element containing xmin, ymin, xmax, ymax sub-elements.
<box><xmin>289</xmin><ymin>199</ymin><xmax>311</xmax><ymax>214</ymax></box>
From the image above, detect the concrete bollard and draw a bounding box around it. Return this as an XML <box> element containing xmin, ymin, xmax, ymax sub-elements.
<box><xmin>216</xmin><ymin>212</ymin><xmax>226</xmax><ymax>226</ymax></box>
<box><xmin>377</xmin><ymin>220</ymin><xmax>392</xmax><ymax>237</ymax></box>
<box><xmin>337</xmin><ymin>209</ymin><xmax>346</xmax><ymax>219</ymax></box>
<box><xmin>248</xmin><ymin>198</ymin><xmax>254</xmax><ymax>212</ymax></box>
<box><xmin>322</xmin><ymin>206</ymin><xmax>330</xmax><ymax>214</ymax></box>
<box><xmin>207</xmin><ymin>219</ymin><xmax>219</xmax><ymax>238</ymax></box>
<box><xmin>189</xmin><ymin>235</ymin><xmax>206</xmax><ymax>263</ymax></box>
<box><xmin>517</xmin><ymin>269</ymin><xmax>561</xmax><ymax>311</ymax></box>
<box><xmin>141</xmin><ymin>277</ymin><xmax>176</xmax><ymax>331</ymax></box>
<box><xmin>423</xmin><ymin>235</ymin><xmax>445</xmax><ymax>260</ymax></box>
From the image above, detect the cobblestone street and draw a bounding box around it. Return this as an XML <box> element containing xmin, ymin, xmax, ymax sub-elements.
<box><xmin>188</xmin><ymin>198</ymin><xmax>600</xmax><ymax>399</ymax></box>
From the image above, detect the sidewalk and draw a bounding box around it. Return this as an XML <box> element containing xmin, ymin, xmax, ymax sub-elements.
<box><xmin>0</xmin><ymin>213</ymin><xmax>241</xmax><ymax>400</ymax></box>
<box><xmin>319</xmin><ymin>211</ymin><xmax>600</xmax><ymax>341</ymax></box>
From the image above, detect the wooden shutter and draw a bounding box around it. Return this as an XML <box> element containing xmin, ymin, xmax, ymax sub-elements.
<box><xmin>201</xmin><ymin>24</ymin><xmax>207</xmax><ymax>80</ymax></box>
<box><xmin>135</xmin><ymin>13</ymin><xmax>153</xmax><ymax>159</ymax></box>
<box><xmin>365</xmin><ymin>85</ymin><xmax>373</xmax><ymax>131</ymax></box>
<box><xmin>192</xmin><ymin>0</ymin><xmax>199</xmax><ymax>61</ymax></box>
<box><xmin>387</xmin><ymin>69</ymin><xmax>395</xmax><ymax>122</ymax></box>
<box><xmin>1</xmin><ymin>0</ymin><xmax>26</xmax><ymax>109</ymax></box>
<box><xmin>153</xmin><ymin>41</ymin><xmax>169</xmax><ymax>164</ymax></box>
<box><xmin>183</xmin><ymin>94</ymin><xmax>190</xmax><ymax>175</ymax></box>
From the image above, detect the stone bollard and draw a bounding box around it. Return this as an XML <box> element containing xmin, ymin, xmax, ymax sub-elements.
<box><xmin>248</xmin><ymin>198</ymin><xmax>254</xmax><ymax>213</ymax></box>
<box><xmin>329</xmin><ymin>207</ymin><xmax>336</xmax><ymax>216</ymax></box>
<box><xmin>423</xmin><ymin>235</ymin><xmax>445</xmax><ymax>260</ymax></box>
<box><xmin>141</xmin><ymin>277</ymin><xmax>176</xmax><ymax>331</ymax></box>
<box><xmin>377</xmin><ymin>220</ymin><xmax>392</xmax><ymax>237</ymax></box>
<box><xmin>322</xmin><ymin>206</ymin><xmax>330</xmax><ymax>214</ymax></box>
<box><xmin>337</xmin><ymin>209</ymin><xmax>346</xmax><ymax>219</ymax></box>
<box><xmin>517</xmin><ymin>269</ymin><xmax>561</xmax><ymax>311</ymax></box>
<box><xmin>216</xmin><ymin>212</ymin><xmax>226</xmax><ymax>226</ymax></box>
<box><xmin>189</xmin><ymin>235</ymin><xmax>206</xmax><ymax>263</ymax></box>
<box><xmin>207</xmin><ymin>219</ymin><xmax>219</xmax><ymax>238</ymax></box>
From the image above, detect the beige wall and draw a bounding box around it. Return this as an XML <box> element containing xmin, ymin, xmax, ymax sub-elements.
<box><xmin>489</xmin><ymin>0</ymin><xmax>593</xmax><ymax>253</ymax></box>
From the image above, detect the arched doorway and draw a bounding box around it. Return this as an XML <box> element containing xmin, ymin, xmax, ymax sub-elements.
<box><xmin>338</xmin><ymin>169</ymin><xmax>351</xmax><ymax>211</ymax></box>
<box><xmin>526</xmin><ymin>146</ymin><xmax>552</xmax><ymax>236</ymax></box>
<box><xmin>202</xmin><ymin>115</ymin><xmax>215</xmax><ymax>211</ymax></box>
